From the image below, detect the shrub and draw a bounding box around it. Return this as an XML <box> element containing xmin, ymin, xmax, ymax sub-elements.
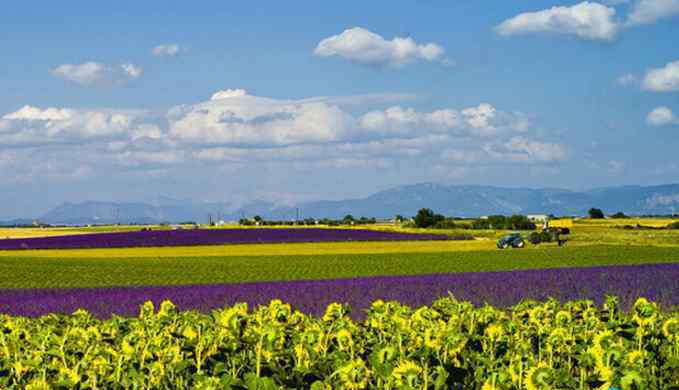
<box><xmin>433</xmin><ymin>219</ymin><xmax>457</xmax><ymax>229</ymax></box>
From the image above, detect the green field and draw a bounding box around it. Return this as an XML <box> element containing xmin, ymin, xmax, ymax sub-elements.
<box><xmin>2</xmin><ymin>245</ymin><xmax>679</xmax><ymax>289</ymax></box>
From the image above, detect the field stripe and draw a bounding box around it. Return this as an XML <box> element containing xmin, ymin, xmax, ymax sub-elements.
<box><xmin>1</xmin><ymin>245</ymin><xmax>678</xmax><ymax>289</ymax></box>
<box><xmin>2</xmin><ymin>263</ymin><xmax>676</xmax><ymax>318</ymax></box>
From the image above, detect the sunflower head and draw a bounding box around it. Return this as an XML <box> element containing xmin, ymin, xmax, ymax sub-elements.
<box><xmin>485</xmin><ymin>323</ymin><xmax>504</xmax><ymax>341</ymax></box>
<box><xmin>555</xmin><ymin>310</ymin><xmax>572</xmax><ymax>327</ymax></box>
<box><xmin>336</xmin><ymin>359</ymin><xmax>371</xmax><ymax>389</ymax></box>
<box><xmin>662</xmin><ymin>317</ymin><xmax>678</xmax><ymax>340</ymax></box>
<box><xmin>524</xmin><ymin>363</ymin><xmax>552</xmax><ymax>390</ymax></box>
<box><xmin>324</xmin><ymin>302</ymin><xmax>349</xmax><ymax>322</ymax></box>
<box><xmin>593</xmin><ymin>330</ymin><xmax>615</xmax><ymax>351</ymax></box>
<box><xmin>632</xmin><ymin>298</ymin><xmax>657</xmax><ymax>325</ymax></box>
<box><xmin>334</xmin><ymin>328</ymin><xmax>354</xmax><ymax>352</ymax></box>
<box><xmin>624</xmin><ymin>350</ymin><xmax>644</xmax><ymax>368</ymax></box>
<box><xmin>392</xmin><ymin>360</ymin><xmax>422</xmax><ymax>387</ymax></box>
<box><xmin>25</xmin><ymin>378</ymin><xmax>50</xmax><ymax>390</ymax></box>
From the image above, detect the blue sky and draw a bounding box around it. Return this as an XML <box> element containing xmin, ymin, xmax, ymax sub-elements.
<box><xmin>1</xmin><ymin>1</ymin><xmax>678</xmax><ymax>218</ymax></box>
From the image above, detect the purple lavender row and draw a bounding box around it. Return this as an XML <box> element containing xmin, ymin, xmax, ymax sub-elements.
<box><xmin>1</xmin><ymin>263</ymin><xmax>676</xmax><ymax>319</ymax></box>
<box><xmin>0</xmin><ymin>228</ymin><xmax>450</xmax><ymax>250</ymax></box>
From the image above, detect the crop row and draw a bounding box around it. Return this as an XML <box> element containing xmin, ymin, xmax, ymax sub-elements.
<box><xmin>2</xmin><ymin>296</ymin><xmax>677</xmax><ymax>389</ymax></box>
<box><xmin>0</xmin><ymin>228</ymin><xmax>451</xmax><ymax>250</ymax></box>
<box><xmin>2</xmin><ymin>245</ymin><xmax>679</xmax><ymax>289</ymax></box>
<box><xmin>1</xmin><ymin>263</ymin><xmax>678</xmax><ymax>320</ymax></box>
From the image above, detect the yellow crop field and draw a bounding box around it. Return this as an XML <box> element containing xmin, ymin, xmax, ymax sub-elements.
<box><xmin>574</xmin><ymin>217</ymin><xmax>677</xmax><ymax>227</ymax></box>
<box><xmin>0</xmin><ymin>228</ymin><xmax>92</xmax><ymax>239</ymax></box>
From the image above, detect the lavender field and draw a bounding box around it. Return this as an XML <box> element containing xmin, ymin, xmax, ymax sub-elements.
<box><xmin>2</xmin><ymin>263</ymin><xmax>676</xmax><ymax>319</ymax></box>
<box><xmin>0</xmin><ymin>228</ymin><xmax>450</xmax><ymax>250</ymax></box>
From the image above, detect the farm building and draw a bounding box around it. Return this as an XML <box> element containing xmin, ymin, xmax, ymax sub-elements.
<box><xmin>527</xmin><ymin>214</ymin><xmax>549</xmax><ymax>223</ymax></box>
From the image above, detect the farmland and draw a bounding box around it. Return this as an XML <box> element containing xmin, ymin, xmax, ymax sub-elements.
<box><xmin>2</xmin><ymin>244</ymin><xmax>679</xmax><ymax>289</ymax></box>
<box><xmin>1</xmin><ymin>219</ymin><xmax>678</xmax><ymax>388</ymax></box>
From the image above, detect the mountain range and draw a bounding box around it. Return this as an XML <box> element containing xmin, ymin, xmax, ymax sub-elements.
<box><xmin>4</xmin><ymin>183</ymin><xmax>679</xmax><ymax>225</ymax></box>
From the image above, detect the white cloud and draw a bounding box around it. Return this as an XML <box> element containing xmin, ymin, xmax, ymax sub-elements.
<box><xmin>151</xmin><ymin>43</ymin><xmax>184</xmax><ymax>57</ymax></box>
<box><xmin>626</xmin><ymin>0</ymin><xmax>679</xmax><ymax>25</ymax></box>
<box><xmin>1</xmin><ymin>105</ymin><xmax>155</xmax><ymax>146</ymax></box>
<box><xmin>642</xmin><ymin>60</ymin><xmax>679</xmax><ymax>92</ymax></box>
<box><xmin>495</xmin><ymin>2</ymin><xmax>619</xmax><ymax>41</ymax></box>
<box><xmin>1</xmin><ymin>90</ymin><xmax>555</xmax><ymax>182</ymax></box>
<box><xmin>51</xmin><ymin>62</ymin><xmax>143</xmax><ymax>86</ymax></box>
<box><xmin>168</xmin><ymin>90</ymin><xmax>354</xmax><ymax>146</ymax></box>
<box><xmin>210</xmin><ymin>89</ymin><xmax>248</xmax><ymax>100</ymax></box>
<box><xmin>442</xmin><ymin>137</ymin><xmax>566</xmax><ymax>165</ymax></box>
<box><xmin>314</xmin><ymin>27</ymin><xmax>446</xmax><ymax>67</ymax></box>
<box><xmin>483</xmin><ymin>137</ymin><xmax>566</xmax><ymax>162</ymax></box>
<box><xmin>616</xmin><ymin>73</ymin><xmax>638</xmax><ymax>86</ymax></box>
<box><xmin>3</xmin><ymin>105</ymin><xmax>73</xmax><ymax>121</ymax></box>
<box><xmin>647</xmin><ymin>106</ymin><xmax>678</xmax><ymax>126</ymax></box>
<box><xmin>358</xmin><ymin>103</ymin><xmax>528</xmax><ymax>138</ymax></box>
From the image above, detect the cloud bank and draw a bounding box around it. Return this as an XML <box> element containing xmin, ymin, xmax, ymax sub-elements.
<box><xmin>0</xmin><ymin>89</ymin><xmax>562</xmax><ymax>183</ymax></box>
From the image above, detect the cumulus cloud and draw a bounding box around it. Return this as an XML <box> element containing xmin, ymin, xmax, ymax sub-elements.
<box><xmin>51</xmin><ymin>62</ymin><xmax>143</xmax><ymax>86</ymax></box>
<box><xmin>1</xmin><ymin>90</ymin><xmax>561</xmax><ymax>182</ymax></box>
<box><xmin>0</xmin><ymin>105</ymin><xmax>156</xmax><ymax>147</ymax></box>
<box><xmin>626</xmin><ymin>0</ymin><xmax>679</xmax><ymax>25</ymax></box>
<box><xmin>168</xmin><ymin>90</ymin><xmax>354</xmax><ymax>146</ymax></box>
<box><xmin>647</xmin><ymin>106</ymin><xmax>678</xmax><ymax>126</ymax></box>
<box><xmin>495</xmin><ymin>2</ymin><xmax>619</xmax><ymax>41</ymax></box>
<box><xmin>642</xmin><ymin>60</ymin><xmax>679</xmax><ymax>92</ymax></box>
<box><xmin>314</xmin><ymin>27</ymin><xmax>446</xmax><ymax>67</ymax></box>
<box><xmin>151</xmin><ymin>43</ymin><xmax>184</xmax><ymax>57</ymax></box>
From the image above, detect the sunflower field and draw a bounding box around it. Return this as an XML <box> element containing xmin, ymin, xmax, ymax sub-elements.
<box><xmin>2</xmin><ymin>296</ymin><xmax>678</xmax><ymax>389</ymax></box>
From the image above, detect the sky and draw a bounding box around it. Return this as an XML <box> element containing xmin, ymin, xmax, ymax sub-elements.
<box><xmin>1</xmin><ymin>0</ymin><xmax>678</xmax><ymax>218</ymax></box>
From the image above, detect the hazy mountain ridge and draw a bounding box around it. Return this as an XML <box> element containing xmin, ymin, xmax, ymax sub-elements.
<box><xmin>17</xmin><ymin>183</ymin><xmax>679</xmax><ymax>225</ymax></box>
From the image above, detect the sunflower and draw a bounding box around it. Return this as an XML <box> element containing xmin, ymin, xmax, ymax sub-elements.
<box><xmin>662</xmin><ymin>317</ymin><xmax>678</xmax><ymax>340</ymax></box>
<box><xmin>392</xmin><ymin>360</ymin><xmax>422</xmax><ymax>387</ymax></box>
<box><xmin>485</xmin><ymin>323</ymin><xmax>504</xmax><ymax>341</ymax></box>
<box><xmin>524</xmin><ymin>362</ymin><xmax>552</xmax><ymax>390</ymax></box>
<box><xmin>24</xmin><ymin>378</ymin><xmax>50</xmax><ymax>390</ymax></box>
<box><xmin>335</xmin><ymin>359</ymin><xmax>371</xmax><ymax>390</ymax></box>
<box><xmin>624</xmin><ymin>350</ymin><xmax>644</xmax><ymax>367</ymax></box>
<box><xmin>554</xmin><ymin>311</ymin><xmax>572</xmax><ymax>327</ymax></box>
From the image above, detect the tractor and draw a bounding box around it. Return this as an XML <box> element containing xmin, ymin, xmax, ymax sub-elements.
<box><xmin>497</xmin><ymin>233</ymin><xmax>525</xmax><ymax>249</ymax></box>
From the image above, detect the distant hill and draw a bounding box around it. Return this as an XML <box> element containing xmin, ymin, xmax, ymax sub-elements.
<box><xmin>0</xmin><ymin>218</ymin><xmax>35</xmax><ymax>227</ymax></box>
<box><xmin>37</xmin><ymin>183</ymin><xmax>679</xmax><ymax>224</ymax></box>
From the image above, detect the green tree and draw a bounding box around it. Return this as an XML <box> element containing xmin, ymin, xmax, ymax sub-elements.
<box><xmin>414</xmin><ymin>208</ymin><xmax>445</xmax><ymax>228</ymax></box>
<box><xmin>588</xmin><ymin>208</ymin><xmax>605</xmax><ymax>219</ymax></box>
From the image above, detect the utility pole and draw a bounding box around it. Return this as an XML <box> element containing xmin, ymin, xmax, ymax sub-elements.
<box><xmin>296</xmin><ymin>208</ymin><xmax>300</xmax><ymax>224</ymax></box>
